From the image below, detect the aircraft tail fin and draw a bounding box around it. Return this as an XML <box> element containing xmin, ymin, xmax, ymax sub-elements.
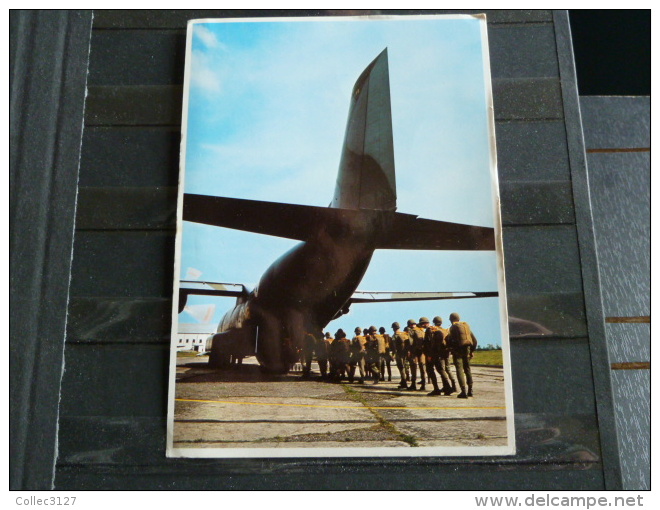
<box><xmin>332</xmin><ymin>48</ymin><xmax>396</xmax><ymax>212</ymax></box>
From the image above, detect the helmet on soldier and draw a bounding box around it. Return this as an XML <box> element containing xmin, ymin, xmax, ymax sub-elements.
<box><xmin>379</xmin><ymin>326</ymin><xmax>386</xmax><ymax>334</ymax></box>
<box><xmin>419</xmin><ymin>317</ymin><xmax>430</xmax><ymax>325</ymax></box>
<box><xmin>433</xmin><ymin>316</ymin><xmax>442</xmax><ymax>325</ymax></box>
<box><xmin>407</xmin><ymin>319</ymin><xmax>416</xmax><ymax>327</ymax></box>
<box><xmin>449</xmin><ymin>312</ymin><xmax>460</xmax><ymax>323</ymax></box>
<box><xmin>391</xmin><ymin>322</ymin><xmax>400</xmax><ymax>329</ymax></box>
<box><xmin>369</xmin><ymin>325</ymin><xmax>377</xmax><ymax>333</ymax></box>
<box><xmin>355</xmin><ymin>327</ymin><xmax>362</xmax><ymax>333</ymax></box>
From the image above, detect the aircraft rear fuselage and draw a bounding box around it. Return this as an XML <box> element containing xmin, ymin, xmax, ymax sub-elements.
<box><xmin>216</xmin><ymin>209</ymin><xmax>381</xmax><ymax>373</ymax></box>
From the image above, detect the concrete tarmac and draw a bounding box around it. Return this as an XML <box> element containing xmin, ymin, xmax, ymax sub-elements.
<box><xmin>173</xmin><ymin>355</ymin><xmax>509</xmax><ymax>451</ymax></box>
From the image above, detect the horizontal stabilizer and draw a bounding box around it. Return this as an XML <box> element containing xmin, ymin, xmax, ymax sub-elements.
<box><xmin>184</xmin><ymin>194</ymin><xmax>358</xmax><ymax>242</ymax></box>
<box><xmin>350</xmin><ymin>290</ymin><xmax>498</xmax><ymax>303</ymax></box>
<box><xmin>184</xmin><ymin>194</ymin><xmax>495</xmax><ymax>250</ymax></box>
<box><xmin>178</xmin><ymin>280</ymin><xmax>247</xmax><ymax>313</ymax></box>
<box><xmin>377</xmin><ymin>212</ymin><xmax>496</xmax><ymax>251</ymax></box>
<box><xmin>180</xmin><ymin>280</ymin><xmax>247</xmax><ymax>298</ymax></box>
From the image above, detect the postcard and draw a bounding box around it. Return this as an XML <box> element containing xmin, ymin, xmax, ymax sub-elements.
<box><xmin>167</xmin><ymin>14</ymin><xmax>514</xmax><ymax>458</ymax></box>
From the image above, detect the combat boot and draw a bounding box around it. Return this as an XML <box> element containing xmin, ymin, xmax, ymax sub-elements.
<box><xmin>457</xmin><ymin>391</ymin><xmax>468</xmax><ymax>399</ymax></box>
<box><xmin>427</xmin><ymin>389</ymin><xmax>442</xmax><ymax>396</ymax></box>
<box><xmin>443</xmin><ymin>387</ymin><xmax>455</xmax><ymax>396</ymax></box>
<box><xmin>418</xmin><ymin>384</ymin><xmax>426</xmax><ymax>391</ymax></box>
<box><xmin>407</xmin><ymin>382</ymin><xmax>417</xmax><ymax>391</ymax></box>
<box><xmin>398</xmin><ymin>381</ymin><xmax>408</xmax><ymax>389</ymax></box>
<box><xmin>467</xmin><ymin>387</ymin><xmax>473</xmax><ymax>397</ymax></box>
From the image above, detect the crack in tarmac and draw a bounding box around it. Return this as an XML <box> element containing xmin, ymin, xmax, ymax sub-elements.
<box><xmin>342</xmin><ymin>385</ymin><xmax>418</xmax><ymax>447</ymax></box>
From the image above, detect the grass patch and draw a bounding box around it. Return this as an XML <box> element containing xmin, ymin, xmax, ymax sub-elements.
<box><xmin>342</xmin><ymin>385</ymin><xmax>418</xmax><ymax>447</ymax></box>
<box><xmin>176</xmin><ymin>351</ymin><xmax>201</xmax><ymax>357</ymax></box>
<box><xmin>471</xmin><ymin>349</ymin><xmax>503</xmax><ymax>365</ymax></box>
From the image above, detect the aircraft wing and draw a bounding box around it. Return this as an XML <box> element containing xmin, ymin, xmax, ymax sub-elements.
<box><xmin>349</xmin><ymin>290</ymin><xmax>498</xmax><ymax>303</ymax></box>
<box><xmin>178</xmin><ymin>280</ymin><xmax>248</xmax><ymax>313</ymax></box>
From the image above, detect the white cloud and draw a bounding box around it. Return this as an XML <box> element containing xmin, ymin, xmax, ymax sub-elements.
<box><xmin>190</xmin><ymin>50</ymin><xmax>221</xmax><ymax>93</ymax></box>
<box><xmin>194</xmin><ymin>25</ymin><xmax>225</xmax><ymax>50</ymax></box>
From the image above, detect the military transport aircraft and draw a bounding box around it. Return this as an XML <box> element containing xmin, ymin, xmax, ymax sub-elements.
<box><xmin>176</xmin><ymin>49</ymin><xmax>498</xmax><ymax>373</ymax></box>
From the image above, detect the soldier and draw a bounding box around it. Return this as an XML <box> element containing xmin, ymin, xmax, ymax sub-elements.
<box><xmin>447</xmin><ymin>312</ymin><xmax>478</xmax><ymax>398</ymax></box>
<box><xmin>349</xmin><ymin>327</ymin><xmax>366</xmax><ymax>383</ymax></box>
<box><xmin>364</xmin><ymin>326</ymin><xmax>382</xmax><ymax>384</ymax></box>
<box><xmin>424</xmin><ymin>316</ymin><xmax>456</xmax><ymax>396</ymax></box>
<box><xmin>317</xmin><ymin>331</ymin><xmax>333</xmax><ymax>380</ymax></box>
<box><xmin>407</xmin><ymin>317</ymin><xmax>428</xmax><ymax>391</ymax></box>
<box><xmin>301</xmin><ymin>332</ymin><xmax>317</xmax><ymax>378</ymax></box>
<box><xmin>379</xmin><ymin>326</ymin><xmax>393</xmax><ymax>381</ymax></box>
<box><xmin>364</xmin><ymin>326</ymin><xmax>373</xmax><ymax>378</ymax></box>
<box><xmin>437</xmin><ymin>317</ymin><xmax>458</xmax><ymax>395</ymax></box>
<box><xmin>391</xmin><ymin>322</ymin><xmax>411</xmax><ymax>389</ymax></box>
<box><xmin>330</xmin><ymin>329</ymin><xmax>351</xmax><ymax>382</ymax></box>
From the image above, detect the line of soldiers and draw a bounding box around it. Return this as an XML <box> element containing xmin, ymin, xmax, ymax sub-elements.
<box><xmin>310</xmin><ymin>313</ymin><xmax>478</xmax><ymax>398</ymax></box>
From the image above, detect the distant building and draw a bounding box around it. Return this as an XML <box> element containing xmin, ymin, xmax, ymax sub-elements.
<box><xmin>176</xmin><ymin>323</ymin><xmax>217</xmax><ymax>352</ymax></box>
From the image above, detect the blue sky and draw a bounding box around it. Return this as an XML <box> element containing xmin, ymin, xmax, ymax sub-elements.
<box><xmin>178</xmin><ymin>16</ymin><xmax>507</xmax><ymax>347</ymax></box>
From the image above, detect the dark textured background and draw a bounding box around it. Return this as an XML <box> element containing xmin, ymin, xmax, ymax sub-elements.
<box><xmin>10</xmin><ymin>9</ymin><xmax>649</xmax><ymax>491</ymax></box>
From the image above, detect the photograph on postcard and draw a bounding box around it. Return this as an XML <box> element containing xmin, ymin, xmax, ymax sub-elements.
<box><xmin>167</xmin><ymin>15</ymin><xmax>514</xmax><ymax>458</ymax></box>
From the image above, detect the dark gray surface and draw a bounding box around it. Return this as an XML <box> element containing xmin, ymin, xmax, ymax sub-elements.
<box><xmin>9</xmin><ymin>10</ymin><xmax>93</xmax><ymax>490</ymax></box>
<box><xmin>492</xmin><ymin>78</ymin><xmax>563</xmax><ymax>120</ymax></box>
<box><xmin>54</xmin><ymin>10</ymin><xmax>620</xmax><ymax>490</ymax></box>
<box><xmin>585</xmin><ymin>144</ymin><xmax>650</xmax><ymax>318</ymax></box>
<box><xmin>579</xmin><ymin>95</ymin><xmax>650</xmax><ymax>490</ymax></box>
<box><xmin>67</xmin><ymin>297</ymin><xmax>172</xmax><ymax>343</ymax></box>
<box><xmin>553</xmin><ymin>11</ymin><xmax>623</xmax><ymax>489</ymax></box>
<box><xmin>495</xmin><ymin>121</ymin><xmax>570</xmax><ymax>181</ymax></box>
<box><xmin>54</xmin><ymin>462</ymin><xmax>603</xmax><ymax>491</ymax></box>
<box><xmin>91</xmin><ymin>10</ymin><xmax>554</xmax><ymax>29</ymax></box>
<box><xmin>605</xmin><ymin>323</ymin><xmax>650</xmax><ymax>365</ymax></box>
<box><xmin>70</xmin><ymin>231</ymin><xmax>174</xmax><ymax>297</ymax></box>
<box><xmin>580</xmin><ymin>96</ymin><xmax>650</xmax><ymax>149</ymax></box>
<box><xmin>489</xmin><ymin>24</ymin><xmax>559</xmax><ymax>79</ymax></box>
<box><xmin>610</xmin><ymin>370</ymin><xmax>650</xmax><ymax>490</ymax></box>
<box><xmin>79</xmin><ymin>127</ymin><xmax>181</xmax><ymax>187</ymax></box>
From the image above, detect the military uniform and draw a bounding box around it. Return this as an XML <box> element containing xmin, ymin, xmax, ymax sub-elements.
<box><xmin>379</xmin><ymin>329</ymin><xmax>393</xmax><ymax>381</ymax></box>
<box><xmin>329</xmin><ymin>330</ymin><xmax>351</xmax><ymax>382</ymax></box>
<box><xmin>448</xmin><ymin>314</ymin><xmax>478</xmax><ymax>398</ymax></box>
<box><xmin>317</xmin><ymin>334</ymin><xmax>332</xmax><ymax>379</ymax></box>
<box><xmin>424</xmin><ymin>320</ymin><xmax>456</xmax><ymax>395</ymax></box>
<box><xmin>407</xmin><ymin>320</ymin><xmax>427</xmax><ymax>391</ymax></box>
<box><xmin>364</xmin><ymin>327</ymin><xmax>382</xmax><ymax>383</ymax></box>
<box><xmin>391</xmin><ymin>323</ymin><xmax>411</xmax><ymax>389</ymax></box>
<box><xmin>301</xmin><ymin>332</ymin><xmax>317</xmax><ymax>378</ymax></box>
<box><xmin>349</xmin><ymin>329</ymin><xmax>367</xmax><ymax>383</ymax></box>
